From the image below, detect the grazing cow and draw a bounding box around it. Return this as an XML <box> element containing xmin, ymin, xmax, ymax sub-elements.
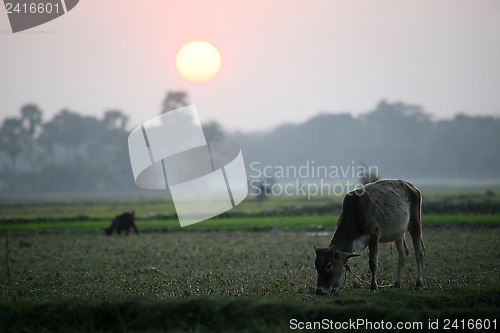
<box><xmin>314</xmin><ymin>179</ymin><xmax>424</xmax><ymax>295</ymax></box>
<box><xmin>105</xmin><ymin>211</ymin><xmax>139</xmax><ymax>236</ymax></box>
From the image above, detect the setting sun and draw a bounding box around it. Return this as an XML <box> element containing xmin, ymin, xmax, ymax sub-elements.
<box><xmin>176</xmin><ymin>41</ymin><xmax>222</xmax><ymax>84</ymax></box>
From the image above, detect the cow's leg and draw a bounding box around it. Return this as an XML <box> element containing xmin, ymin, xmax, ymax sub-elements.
<box><xmin>410</xmin><ymin>234</ymin><xmax>424</xmax><ymax>290</ymax></box>
<box><xmin>409</xmin><ymin>220</ymin><xmax>424</xmax><ymax>291</ymax></box>
<box><xmin>125</xmin><ymin>227</ymin><xmax>130</xmax><ymax>236</ymax></box>
<box><xmin>394</xmin><ymin>236</ymin><xmax>409</xmax><ymax>288</ymax></box>
<box><xmin>368</xmin><ymin>235</ymin><xmax>380</xmax><ymax>291</ymax></box>
<box><xmin>132</xmin><ymin>223</ymin><xmax>139</xmax><ymax>235</ymax></box>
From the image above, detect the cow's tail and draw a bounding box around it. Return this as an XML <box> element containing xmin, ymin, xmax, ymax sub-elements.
<box><xmin>406</xmin><ymin>181</ymin><xmax>425</xmax><ymax>256</ymax></box>
<box><xmin>416</xmin><ymin>188</ymin><xmax>425</xmax><ymax>256</ymax></box>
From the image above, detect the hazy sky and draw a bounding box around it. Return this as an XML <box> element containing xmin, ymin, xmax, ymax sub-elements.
<box><xmin>1</xmin><ymin>0</ymin><xmax>499</xmax><ymax>132</ymax></box>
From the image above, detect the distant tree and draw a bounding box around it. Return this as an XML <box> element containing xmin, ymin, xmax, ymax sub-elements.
<box><xmin>0</xmin><ymin>118</ymin><xmax>24</xmax><ymax>172</ymax></box>
<box><xmin>430</xmin><ymin>114</ymin><xmax>500</xmax><ymax>178</ymax></box>
<box><xmin>358</xmin><ymin>100</ymin><xmax>432</xmax><ymax>176</ymax></box>
<box><xmin>202</xmin><ymin>121</ymin><xmax>225</xmax><ymax>142</ymax></box>
<box><xmin>20</xmin><ymin>104</ymin><xmax>43</xmax><ymax>170</ymax></box>
<box><xmin>37</xmin><ymin>121</ymin><xmax>58</xmax><ymax>160</ymax></box>
<box><xmin>55</xmin><ymin>110</ymin><xmax>88</xmax><ymax>152</ymax></box>
<box><xmin>91</xmin><ymin>110</ymin><xmax>131</xmax><ymax>180</ymax></box>
<box><xmin>37</xmin><ymin>110</ymin><xmax>95</xmax><ymax>162</ymax></box>
<box><xmin>104</xmin><ymin>110</ymin><xmax>129</xmax><ymax>131</ymax></box>
<box><xmin>161</xmin><ymin>91</ymin><xmax>189</xmax><ymax>114</ymax></box>
<box><xmin>20</xmin><ymin>104</ymin><xmax>43</xmax><ymax>138</ymax></box>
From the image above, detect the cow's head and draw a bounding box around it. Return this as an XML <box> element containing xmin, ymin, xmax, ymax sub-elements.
<box><xmin>104</xmin><ymin>216</ymin><xmax>118</xmax><ymax>236</ymax></box>
<box><xmin>314</xmin><ymin>246</ymin><xmax>359</xmax><ymax>295</ymax></box>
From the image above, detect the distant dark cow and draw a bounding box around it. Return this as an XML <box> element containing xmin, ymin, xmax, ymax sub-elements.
<box><xmin>105</xmin><ymin>211</ymin><xmax>139</xmax><ymax>236</ymax></box>
<box><xmin>314</xmin><ymin>180</ymin><xmax>424</xmax><ymax>295</ymax></box>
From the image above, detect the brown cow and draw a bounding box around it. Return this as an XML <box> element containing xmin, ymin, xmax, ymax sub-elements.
<box><xmin>314</xmin><ymin>179</ymin><xmax>424</xmax><ymax>295</ymax></box>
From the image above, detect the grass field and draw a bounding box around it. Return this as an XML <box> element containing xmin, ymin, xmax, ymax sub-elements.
<box><xmin>1</xmin><ymin>193</ymin><xmax>499</xmax><ymax>332</ymax></box>
<box><xmin>2</xmin><ymin>226</ymin><xmax>499</xmax><ymax>301</ymax></box>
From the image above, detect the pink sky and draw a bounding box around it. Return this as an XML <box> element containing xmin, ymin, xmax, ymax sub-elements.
<box><xmin>1</xmin><ymin>0</ymin><xmax>500</xmax><ymax>132</ymax></box>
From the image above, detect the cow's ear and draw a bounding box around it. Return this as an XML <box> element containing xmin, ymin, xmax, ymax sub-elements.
<box><xmin>314</xmin><ymin>245</ymin><xmax>319</xmax><ymax>253</ymax></box>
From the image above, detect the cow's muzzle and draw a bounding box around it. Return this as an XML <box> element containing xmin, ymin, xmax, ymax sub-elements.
<box><xmin>315</xmin><ymin>286</ymin><xmax>328</xmax><ymax>295</ymax></box>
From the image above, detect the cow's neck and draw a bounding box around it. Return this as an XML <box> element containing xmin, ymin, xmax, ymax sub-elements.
<box><xmin>330</xmin><ymin>216</ymin><xmax>357</xmax><ymax>253</ymax></box>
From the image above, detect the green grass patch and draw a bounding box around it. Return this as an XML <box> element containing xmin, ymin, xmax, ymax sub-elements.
<box><xmin>0</xmin><ymin>214</ymin><xmax>498</xmax><ymax>234</ymax></box>
<box><xmin>422</xmin><ymin>213</ymin><xmax>500</xmax><ymax>225</ymax></box>
<box><xmin>0</xmin><ymin>286</ymin><xmax>498</xmax><ymax>332</ymax></box>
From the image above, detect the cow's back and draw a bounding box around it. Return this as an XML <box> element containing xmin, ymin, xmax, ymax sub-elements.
<box><xmin>359</xmin><ymin>180</ymin><xmax>415</xmax><ymax>243</ymax></box>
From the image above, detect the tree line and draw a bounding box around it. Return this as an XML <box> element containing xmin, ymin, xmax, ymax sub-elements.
<box><xmin>0</xmin><ymin>97</ymin><xmax>498</xmax><ymax>194</ymax></box>
<box><xmin>0</xmin><ymin>92</ymin><xmax>224</xmax><ymax>194</ymax></box>
<box><xmin>233</xmin><ymin>100</ymin><xmax>500</xmax><ymax>180</ymax></box>
<box><xmin>0</xmin><ymin>104</ymin><xmax>133</xmax><ymax>193</ymax></box>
